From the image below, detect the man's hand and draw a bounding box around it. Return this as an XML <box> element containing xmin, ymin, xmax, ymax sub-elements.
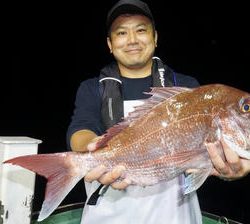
<box><xmin>84</xmin><ymin>137</ymin><xmax>131</xmax><ymax>190</ymax></box>
<box><xmin>207</xmin><ymin>138</ymin><xmax>250</xmax><ymax>180</ymax></box>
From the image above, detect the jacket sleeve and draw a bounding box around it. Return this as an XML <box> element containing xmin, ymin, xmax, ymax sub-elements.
<box><xmin>66</xmin><ymin>78</ymin><xmax>104</xmax><ymax>149</ymax></box>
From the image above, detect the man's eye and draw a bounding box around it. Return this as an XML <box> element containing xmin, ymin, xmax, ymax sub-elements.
<box><xmin>117</xmin><ymin>31</ymin><xmax>126</xmax><ymax>36</ymax></box>
<box><xmin>137</xmin><ymin>28</ymin><xmax>146</xmax><ymax>33</ymax></box>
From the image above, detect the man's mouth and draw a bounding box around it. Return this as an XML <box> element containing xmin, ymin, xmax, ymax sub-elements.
<box><xmin>125</xmin><ymin>48</ymin><xmax>141</xmax><ymax>53</ymax></box>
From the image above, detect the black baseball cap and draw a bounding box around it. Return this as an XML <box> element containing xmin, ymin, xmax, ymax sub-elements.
<box><xmin>106</xmin><ymin>0</ymin><xmax>155</xmax><ymax>32</ymax></box>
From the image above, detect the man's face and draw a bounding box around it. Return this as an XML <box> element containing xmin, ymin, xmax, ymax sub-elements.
<box><xmin>107</xmin><ymin>14</ymin><xmax>157</xmax><ymax>71</ymax></box>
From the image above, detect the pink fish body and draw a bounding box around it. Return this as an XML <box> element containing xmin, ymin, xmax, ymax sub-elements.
<box><xmin>4</xmin><ymin>84</ymin><xmax>250</xmax><ymax>221</ymax></box>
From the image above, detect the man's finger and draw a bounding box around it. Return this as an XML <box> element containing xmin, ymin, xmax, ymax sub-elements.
<box><xmin>87</xmin><ymin>136</ymin><xmax>104</xmax><ymax>151</ymax></box>
<box><xmin>87</xmin><ymin>142</ymin><xmax>98</xmax><ymax>151</ymax></box>
<box><xmin>99</xmin><ymin>165</ymin><xmax>126</xmax><ymax>185</ymax></box>
<box><xmin>220</xmin><ymin>138</ymin><xmax>242</xmax><ymax>172</ymax></box>
<box><xmin>84</xmin><ymin>165</ymin><xmax>107</xmax><ymax>182</ymax></box>
<box><xmin>185</xmin><ymin>168</ymin><xmax>199</xmax><ymax>174</ymax></box>
<box><xmin>210</xmin><ymin>168</ymin><xmax>220</xmax><ymax>176</ymax></box>
<box><xmin>111</xmin><ymin>178</ymin><xmax>131</xmax><ymax>190</ymax></box>
<box><xmin>206</xmin><ymin>141</ymin><xmax>230</xmax><ymax>175</ymax></box>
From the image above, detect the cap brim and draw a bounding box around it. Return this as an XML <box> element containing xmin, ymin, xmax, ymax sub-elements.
<box><xmin>107</xmin><ymin>4</ymin><xmax>153</xmax><ymax>30</ymax></box>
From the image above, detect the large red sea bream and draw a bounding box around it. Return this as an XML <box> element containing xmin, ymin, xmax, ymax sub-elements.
<box><xmin>4</xmin><ymin>84</ymin><xmax>250</xmax><ymax>221</ymax></box>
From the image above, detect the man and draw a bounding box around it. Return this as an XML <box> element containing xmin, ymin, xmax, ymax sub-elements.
<box><xmin>67</xmin><ymin>0</ymin><xmax>250</xmax><ymax>223</ymax></box>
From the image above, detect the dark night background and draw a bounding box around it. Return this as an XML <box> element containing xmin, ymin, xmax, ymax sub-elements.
<box><xmin>3</xmin><ymin>1</ymin><xmax>250</xmax><ymax>223</ymax></box>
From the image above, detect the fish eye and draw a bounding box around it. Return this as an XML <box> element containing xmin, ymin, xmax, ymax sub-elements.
<box><xmin>239</xmin><ymin>97</ymin><xmax>250</xmax><ymax>113</ymax></box>
<box><xmin>242</xmin><ymin>104</ymin><xmax>250</xmax><ymax>112</ymax></box>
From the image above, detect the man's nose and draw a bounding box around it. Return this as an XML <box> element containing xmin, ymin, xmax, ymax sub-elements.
<box><xmin>127</xmin><ymin>31</ymin><xmax>138</xmax><ymax>44</ymax></box>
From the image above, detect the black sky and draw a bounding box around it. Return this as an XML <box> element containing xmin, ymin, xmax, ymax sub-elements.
<box><xmin>3</xmin><ymin>1</ymin><xmax>250</xmax><ymax>223</ymax></box>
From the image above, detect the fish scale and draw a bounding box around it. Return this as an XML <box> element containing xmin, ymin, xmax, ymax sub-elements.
<box><xmin>3</xmin><ymin>84</ymin><xmax>250</xmax><ymax>221</ymax></box>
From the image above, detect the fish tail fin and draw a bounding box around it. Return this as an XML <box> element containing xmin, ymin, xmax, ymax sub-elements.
<box><xmin>4</xmin><ymin>152</ymin><xmax>85</xmax><ymax>221</ymax></box>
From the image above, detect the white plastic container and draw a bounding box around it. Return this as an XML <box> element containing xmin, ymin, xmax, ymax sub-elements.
<box><xmin>0</xmin><ymin>136</ymin><xmax>42</xmax><ymax>224</ymax></box>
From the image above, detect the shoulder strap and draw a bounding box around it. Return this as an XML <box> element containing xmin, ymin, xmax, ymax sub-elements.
<box><xmin>152</xmin><ymin>56</ymin><xmax>177</xmax><ymax>87</ymax></box>
<box><xmin>99</xmin><ymin>58</ymin><xmax>177</xmax><ymax>130</ymax></box>
<box><xmin>99</xmin><ymin>62</ymin><xmax>123</xmax><ymax>130</ymax></box>
<box><xmin>86</xmin><ymin>184</ymin><xmax>109</xmax><ymax>205</ymax></box>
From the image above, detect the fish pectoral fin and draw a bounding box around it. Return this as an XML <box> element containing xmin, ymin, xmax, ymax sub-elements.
<box><xmin>183</xmin><ymin>167</ymin><xmax>212</xmax><ymax>195</ymax></box>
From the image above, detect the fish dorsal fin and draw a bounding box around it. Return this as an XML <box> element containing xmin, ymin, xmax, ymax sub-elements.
<box><xmin>96</xmin><ymin>121</ymin><xmax>130</xmax><ymax>148</ymax></box>
<box><xmin>126</xmin><ymin>86</ymin><xmax>191</xmax><ymax>122</ymax></box>
<box><xmin>144</xmin><ymin>86</ymin><xmax>191</xmax><ymax>103</ymax></box>
<box><xmin>96</xmin><ymin>86</ymin><xmax>191</xmax><ymax>148</ymax></box>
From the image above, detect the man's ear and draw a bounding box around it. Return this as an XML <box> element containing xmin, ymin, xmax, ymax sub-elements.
<box><xmin>107</xmin><ymin>37</ymin><xmax>112</xmax><ymax>53</ymax></box>
<box><xmin>154</xmin><ymin>30</ymin><xmax>158</xmax><ymax>47</ymax></box>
